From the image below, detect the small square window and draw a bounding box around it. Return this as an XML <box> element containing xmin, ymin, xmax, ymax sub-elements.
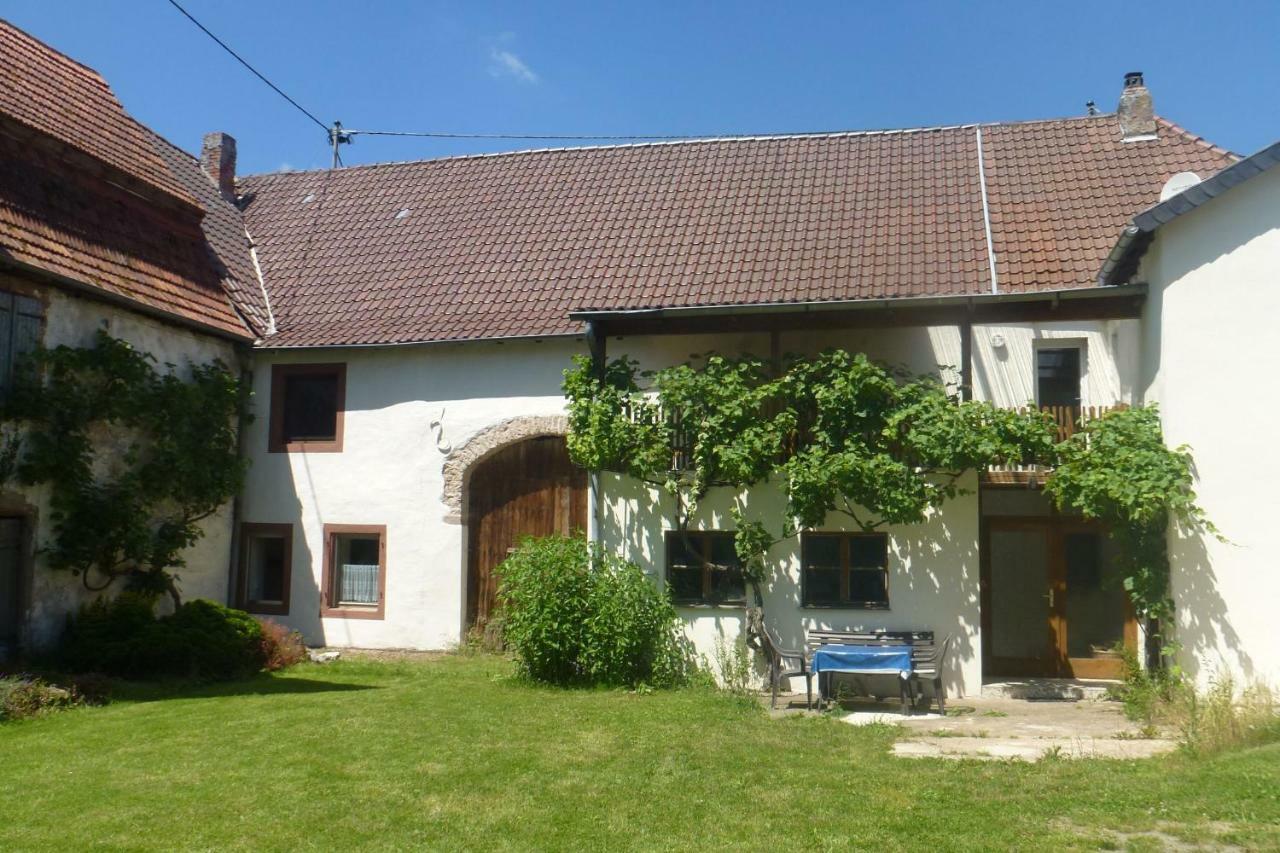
<box><xmin>269</xmin><ymin>363</ymin><xmax>346</xmax><ymax>452</ymax></box>
<box><xmin>322</xmin><ymin>524</ymin><xmax>386</xmax><ymax>619</ymax></box>
<box><xmin>664</xmin><ymin>531</ymin><xmax>745</xmax><ymax>606</ymax></box>
<box><xmin>802</xmin><ymin>533</ymin><xmax>889</xmax><ymax>609</ymax></box>
<box><xmin>236</xmin><ymin>523</ymin><xmax>292</xmax><ymax>615</ymax></box>
<box><xmin>1036</xmin><ymin>347</ymin><xmax>1082</xmax><ymax>410</ymax></box>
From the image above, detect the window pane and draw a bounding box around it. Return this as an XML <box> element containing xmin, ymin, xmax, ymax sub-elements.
<box><xmin>246</xmin><ymin>535</ymin><xmax>286</xmax><ymax>604</ymax></box>
<box><xmin>667</xmin><ymin>567</ymin><xmax>702</xmax><ymax>603</ymax></box>
<box><xmin>850</xmin><ymin>569</ymin><xmax>888</xmax><ymax>606</ymax></box>
<box><xmin>804</xmin><ymin>567</ymin><xmax>841</xmax><ymax>606</ymax></box>
<box><xmin>283</xmin><ymin>373</ymin><xmax>338</xmax><ymax>441</ymax></box>
<box><xmin>667</xmin><ymin>533</ymin><xmax>699</xmax><ymax>568</ymax></box>
<box><xmin>1037</xmin><ymin>348</ymin><xmax>1081</xmax><ymax>409</ymax></box>
<box><xmin>849</xmin><ymin>535</ymin><xmax>887</xmax><ymax>568</ymax></box>
<box><xmin>804</xmin><ymin>535</ymin><xmax>841</xmax><ymax>569</ymax></box>
<box><xmin>708</xmin><ymin>568</ymin><xmax>746</xmax><ymax>604</ymax></box>
<box><xmin>336</xmin><ymin>534</ymin><xmax>380</xmax><ymax>604</ymax></box>
<box><xmin>709</xmin><ymin>534</ymin><xmax>739</xmax><ymax>568</ymax></box>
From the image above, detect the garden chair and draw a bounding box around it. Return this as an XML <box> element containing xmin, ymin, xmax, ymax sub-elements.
<box><xmin>758</xmin><ymin>626</ymin><xmax>811</xmax><ymax>710</ymax></box>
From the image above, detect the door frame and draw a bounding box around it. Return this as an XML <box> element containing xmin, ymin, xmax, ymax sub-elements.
<box><xmin>980</xmin><ymin>514</ymin><xmax>1137</xmax><ymax>679</ymax></box>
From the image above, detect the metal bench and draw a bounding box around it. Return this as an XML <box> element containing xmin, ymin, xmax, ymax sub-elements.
<box><xmin>806</xmin><ymin>629</ymin><xmax>952</xmax><ymax>714</ymax></box>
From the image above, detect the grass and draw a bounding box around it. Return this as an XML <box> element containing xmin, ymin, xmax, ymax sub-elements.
<box><xmin>1</xmin><ymin>655</ymin><xmax>1278</xmax><ymax>851</ymax></box>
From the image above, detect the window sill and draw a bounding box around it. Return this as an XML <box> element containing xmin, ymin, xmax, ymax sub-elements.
<box><xmin>801</xmin><ymin>604</ymin><xmax>891</xmax><ymax>611</ymax></box>
<box><xmin>241</xmin><ymin>602</ymin><xmax>289</xmax><ymax>616</ymax></box>
<box><xmin>320</xmin><ymin>605</ymin><xmax>384</xmax><ymax>621</ymax></box>
<box><xmin>269</xmin><ymin>439</ymin><xmax>343</xmax><ymax>454</ymax></box>
<box><xmin>674</xmin><ymin>602</ymin><xmax>749</xmax><ymax>610</ymax></box>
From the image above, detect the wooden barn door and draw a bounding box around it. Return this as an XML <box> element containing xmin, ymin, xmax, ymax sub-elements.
<box><xmin>466</xmin><ymin>436</ymin><xmax>586</xmax><ymax>632</ymax></box>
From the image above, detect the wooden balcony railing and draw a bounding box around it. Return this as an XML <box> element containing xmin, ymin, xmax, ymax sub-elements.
<box><xmin>987</xmin><ymin>404</ymin><xmax>1126</xmax><ymax>482</ymax></box>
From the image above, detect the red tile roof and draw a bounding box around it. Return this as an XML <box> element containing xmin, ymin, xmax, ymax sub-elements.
<box><xmin>0</xmin><ymin>19</ymin><xmax>254</xmax><ymax>340</ymax></box>
<box><xmin>0</xmin><ymin>19</ymin><xmax>197</xmax><ymax>207</ymax></box>
<box><xmin>240</xmin><ymin>115</ymin><xmax>1237</xmax><ymax>347</ymax></box>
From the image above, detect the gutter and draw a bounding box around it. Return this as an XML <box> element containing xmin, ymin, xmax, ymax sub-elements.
<box><xmin>570</xmin><ymin>284</ymin><xmax>1148</xmax><ymax>324</ymax></box>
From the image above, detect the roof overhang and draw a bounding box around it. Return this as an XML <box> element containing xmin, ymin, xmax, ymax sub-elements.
<box><xmin>1099</xmin><ymin>139</ymin><xmax>1280</xmax><ymax>286</ymax></box>
<box><xmin>572</xmin><ymin>284</ymin><xmax>1147</xmax><ymax>337</ymax></box>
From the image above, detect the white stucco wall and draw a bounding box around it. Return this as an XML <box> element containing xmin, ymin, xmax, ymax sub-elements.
<box><xmin>10</xmin><ymin>285</ymin><xmax>242</xmax><ymax>649</ymax></box>
<box><xmin>242</xmin><ymin>315</ymin><xmax>1136</xmax><ymax>682</ymax></box>
<box><xmin>1137</xmin><ymin>165</ymin><xmax>1280</xmax><ymax>689</ymax></box>
<box><xmin>239</xmin><ymin>338</ymin><xmax>583</xmax><ymax>650</ymax></box>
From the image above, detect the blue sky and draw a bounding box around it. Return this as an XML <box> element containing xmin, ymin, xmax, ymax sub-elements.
<box><xmin>8</xmin><ymin>1</ymin><xmax>1279</xmax><ymax>175</ymax></box>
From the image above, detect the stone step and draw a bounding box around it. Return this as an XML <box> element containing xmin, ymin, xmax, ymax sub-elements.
<box><xmin>981</xmin><ymin>678</ymin><xmax>1118</xmax><ymax>701</ymax></box>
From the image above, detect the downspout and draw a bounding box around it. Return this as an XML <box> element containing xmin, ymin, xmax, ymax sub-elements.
<box><xmin>584</xmin><ymin>321</ymin><xmax>605</xmax><ymax>548</ymax></box>
<box><xmin>224</xmin><ymin>349</ymin><xmax>254</xmax><ymax>607</ymax></box>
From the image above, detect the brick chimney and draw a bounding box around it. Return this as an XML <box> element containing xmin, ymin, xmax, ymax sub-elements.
<box><xmin>200</xmin><ymin>132</ymin><xmax>237</xmax><ymax>201</ymax></box>
<box><xmin>1118</xmin><ymin>72</ymin><xmax>1157</xmax><ymax>141</ymax></box>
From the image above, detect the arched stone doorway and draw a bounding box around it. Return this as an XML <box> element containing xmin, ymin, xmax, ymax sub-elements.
<box><xmin>464</xmin><ymin>435</ymin><xmax>586</xmax><ymax>632</ymax></box>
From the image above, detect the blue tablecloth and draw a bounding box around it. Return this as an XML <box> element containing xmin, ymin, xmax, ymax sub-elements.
<box><xmin>810</xmin><ymin>643</ymin><xmax>912</xmax><ymax>676</ymax></box>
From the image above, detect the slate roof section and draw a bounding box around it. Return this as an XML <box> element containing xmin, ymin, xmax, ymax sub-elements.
<box><xmin>150</xmin><ymin>132</ymin><xmax>273</xmax><ymax>336</ymax></box>
<box><xmin>240</xmin><ymin>114</ymin><xmax>1237</xmax><ymax>348</ymax></box>
<box><xmin>0</xmin><ymin>19</ymin><xmax>198</xmax><ymax>207</ymax></box>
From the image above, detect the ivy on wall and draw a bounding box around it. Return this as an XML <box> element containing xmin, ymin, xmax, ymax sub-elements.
<box><xmin>564</xmin><ymin>349</ymin><xmax>1214</xmax><ymax>661</ymax></box>
<box><xmin>0</xmin><ymin>332</ymin><xmax>250</xmax><ymax>606</ymax></box>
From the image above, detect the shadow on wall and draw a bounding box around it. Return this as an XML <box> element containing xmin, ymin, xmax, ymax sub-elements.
<box><xmin>600</xmin><ymin>471</ymin><xmax>981</xmax><ymax>697</ymax></box>
<box><xmin>1171</xmin><ymin>528</ymin><xmax>1254</xmax><ymax>683</ymax></box>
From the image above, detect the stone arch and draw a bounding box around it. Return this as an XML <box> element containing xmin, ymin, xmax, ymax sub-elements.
<box><xmin>440</xmin><ymin>414</ymin><xmax>569</xmax><ymax>523</ymax></box>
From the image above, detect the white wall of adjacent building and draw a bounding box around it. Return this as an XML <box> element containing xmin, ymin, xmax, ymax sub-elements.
<box><xmin>1137</xmin><ymin>165</ymin><xmax>1280</xmax><ymax>689</ymax></box>
<box><xmin>7</xmin><ymin>284</ymin><xmax>241</xmax><ymax>649</ymax></box>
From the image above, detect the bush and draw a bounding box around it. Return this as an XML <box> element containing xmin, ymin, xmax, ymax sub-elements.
<box><xmin>498</xmin><ymin>535</ymin><xmax>691</xmax><ymax>687</ymax></box>
<box><xmin>60</xmin><ymin>595</ymin><xmax>266</xmax><ymax>680</ymax></box>
<box><xmin>258</xmin><ymin>618</ymin><xmax>308</xmax><ymax>671</ymax></box>
<box><xmin>0</xmin><ymin>676</ymin><xmax>82</xmax><ymax>721</ymax></box>
<box><xmin>1111</xmin><ymin>648</ymin><xmax>1280</xmax><ymax>755</ymax></box>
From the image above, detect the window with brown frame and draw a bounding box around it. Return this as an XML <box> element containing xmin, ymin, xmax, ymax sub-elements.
<box><xmin>268</xmin><ymin>363</ymin><xmax>346</xmax><ymax>452</ymax></box>
<box><xmin>801</xmin><ymin>533</ymin><xmax>889</xmax><ymax>609</ymax></box>
<box><xmin>236</xmin><ymin>523</ymin><xmax>292</xmax><ymax>615</ymax></box>
<box><xmin>320</xmin><ymin>524</ymin><xmax>386</xmax><ymax>620</ymax></box>
<box><xmin>0</xmin><ymin>289</ymin><xmax>44</xmax><ymax>396</ymax></box>
<box><xmin>664</xmin><ymin>531</ymin><xmax>746</xmax><ymax>605</ymax></box>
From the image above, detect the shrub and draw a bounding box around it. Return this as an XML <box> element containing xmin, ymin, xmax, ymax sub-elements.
<box><xmin>0</xmin><ymin>676</ymin><xmax>82</xmax><ymax>721</ymax></box>
<box><xmin>60</xmin><ymin>595</ymin><xmax>265</xmax><ymax>680</ymax></box>
<box><xmin>1111</xmin><ymin>648</ymin><xmax>1280</xmax><ymax>756</ymax></box>
<box><xmin>498</xmin><ymin>535</ymin><xmax>691</xmax><ymax>687</ymax></box>
<box><xmin>257</xmin><ymin>618</ymin><xmax>308</xmax><ymax>671</ymax></box>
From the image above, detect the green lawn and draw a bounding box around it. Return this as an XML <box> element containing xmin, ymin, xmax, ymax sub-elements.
<box><xmin>1</xmin><ymin>655</ymin><xmax>1277</xmax><ymax>851</ymax></box>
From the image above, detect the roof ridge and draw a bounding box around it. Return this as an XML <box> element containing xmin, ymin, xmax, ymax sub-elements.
<box><xmin>0</xmin><ymin>18</ymin><xmax>111</xmax><ymax>87</ymax></box>
<box><xmin>240</xmin><ymin>113</ymin><xmax>1120</xmax><ymax>181</ymax></box>
<box><xmin>1155</xmin><ymin>116</ymin><xmax>1241</xmax><ymax>162</ymax></box>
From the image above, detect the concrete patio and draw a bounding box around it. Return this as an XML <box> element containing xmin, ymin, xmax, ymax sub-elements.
<box><xmin>768</xmin><ymin>688</ymin><xmax>1178</xmax><ymax>761</ymax></box>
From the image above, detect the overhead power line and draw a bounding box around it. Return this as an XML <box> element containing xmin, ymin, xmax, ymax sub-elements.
<box><xmin>164</xmin><ymin>0</ymin><xmax>328</xmax><ymax>133</ymax></box>
<box><xmin>162</xmin><ymin>0</ymin><xmax>811</xmax><ymax>166</ymax></box>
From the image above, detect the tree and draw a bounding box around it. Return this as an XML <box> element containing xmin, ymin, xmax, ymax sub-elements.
<box><xmin>0</xmin><ymin>332</ymin><xmax>250</xmax><ymax>608</ymax></box>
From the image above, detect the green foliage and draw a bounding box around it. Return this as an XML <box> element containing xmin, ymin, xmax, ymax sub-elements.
<box><xmin>564</xmin><ymin>348</ymin><xmax>1058</xmax><ymax>575</ymax></box>
<box><xmin>1</xmin><ymin>332</ymin><xmax>249</xmax><ymax>603</ymax></box>
<box><xmin>1045</xmin><ymin>405</ymin><xmax>1214</xmax><ymax>623</ymax></box>
<box><xmin>497</xmin><ymin>535</ymin><xmax>692</xmax><ymax>687</ymax></box>
<box><xmin>565</xmin><ymin>350</ymin><xmax>1214</xmax><ymax>640</ymax></box>
<box><xmin>60</xmin><ymin>595</ymin><xmax>266</xmax><ymax>681</ymax></box>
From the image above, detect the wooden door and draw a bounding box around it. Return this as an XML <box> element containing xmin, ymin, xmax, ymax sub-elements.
<box><xmin>466</xmin><ymin>436</ymin><xmax>586</xmax><ymax>632</ymax></box>
<box><xmin>982</xmin><ymin>517</ymin><xmax>1136</xmax><ymax>679</ymax></box>
<box><xmin>0</xmin><ymin>518</ymin><xmax>24</xmax><ymax>655</ymax></box>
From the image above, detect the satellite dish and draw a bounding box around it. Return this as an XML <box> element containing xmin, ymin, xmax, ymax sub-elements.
<box><xmin>1160</xmin><ymin>172</ymin><xmax>1201</xmax><ymax>201</ymax></box>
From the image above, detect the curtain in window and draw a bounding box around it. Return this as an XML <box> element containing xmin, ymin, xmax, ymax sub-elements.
<box><xmin>339</xmin><ymin>563</ymin><xmax>379</xmax><ymax>604</ymax></box>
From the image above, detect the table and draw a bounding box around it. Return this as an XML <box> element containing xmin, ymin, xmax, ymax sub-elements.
<box><xmin>810</xmin><ymin>643</ymin><xmax>914</xmax><ymax>708</ymax></box>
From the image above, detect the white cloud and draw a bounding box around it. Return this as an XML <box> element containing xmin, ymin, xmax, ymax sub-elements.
<box><xmin>488</xmin><ymin>46</ymin><xmax>539</xmax><ymax>84</ymax></box>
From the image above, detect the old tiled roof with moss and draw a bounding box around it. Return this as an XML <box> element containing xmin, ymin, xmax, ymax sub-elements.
<box><xmin>239</xmin><ymin>115</ymin><xmax>1237</xmax><ymax>348</ymax></box>
<box><xmin>0</xmin><ymin>19</ymin><xmax>255</xmax><ymax>340</ymax></box>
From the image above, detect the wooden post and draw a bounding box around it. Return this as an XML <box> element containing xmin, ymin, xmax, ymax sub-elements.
<box><xmin>959</xmin><ymin>314</ymin><xmax>973</xmax><ymax>401</ymax></box>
